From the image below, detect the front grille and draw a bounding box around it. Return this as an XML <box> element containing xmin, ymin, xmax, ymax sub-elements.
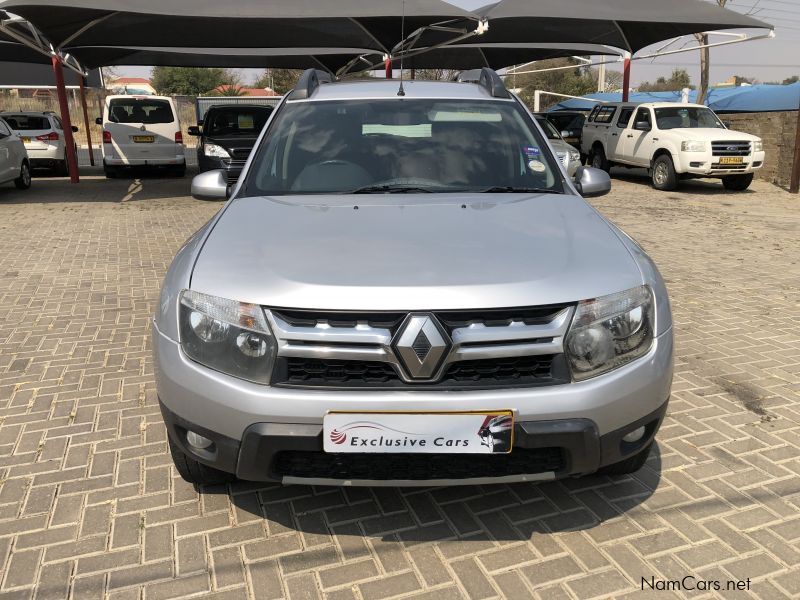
<box><xmin>712</xmin><ymin>141</ymin><xmax>750</xmax><ymax>156</ymax></box>
<box><xmin>225</xmin><ymin>160</ymin><xmax>247</xmax><ymax>184</ymax></box>
<box><xmin>273</xmin><ymin>447</ymin><xmax>565</xmax><ymax>480</ymax></box>
<box><xmin>273</xmin><ymin>310</ymin><xmax>405</xmax><ymax>331</ymax></box>
<box><xmin>556</xmin><ymin>151</ymin><xmax>569</xmax><ymax>168</ymax></box>
<box><xmin>230</xmin><ymin>148</ymin><xmax>252</xmax><ymax>160</ymax></box>
<box><xmin>436</xmin><ymin>305</ymin><xmax>570</xmax><ymax>332</ymax></box>
<box><xmin>273</xmin><ymin>355</ymin><xmax>568</xmax><ymax>389</ymax></box>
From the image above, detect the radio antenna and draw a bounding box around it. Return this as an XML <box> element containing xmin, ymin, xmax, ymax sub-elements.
<box><xmin>397</xmin><ymin>0</ymin><xmax>406</xmax><ymax>96</ymax></box>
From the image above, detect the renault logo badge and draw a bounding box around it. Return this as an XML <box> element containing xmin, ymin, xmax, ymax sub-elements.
<box><xmin>393</xmin><ymin>314</ymin><xmax>450</xmax><ymax>380</ymax></box>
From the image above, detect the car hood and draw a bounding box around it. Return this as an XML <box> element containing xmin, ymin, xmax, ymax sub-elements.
<box><xmin>190</xmin><ymin>193</ymin><xmax>643</xmax><ymax>311</ymax></box>
<box><xmin>670</xmin><ymin>128</ymin><xmax>760</xmax><ymax>141</ymax></box>
<box><xmin>549</xmin><ymin>139</ymin><xmax>577</xmax><ymax>156</ymax></box>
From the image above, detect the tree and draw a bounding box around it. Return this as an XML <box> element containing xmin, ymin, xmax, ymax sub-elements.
<box><xmin>151</xmin><ymin>67</ymin><xmax>230</xmax><ymax>96</ymax></box>
<box><xmin>638</xmin><ymin>69</ymin><xmax>693</xmax><ymax>92</ymax></box>
<box><xmin>603</xmin><ymin>70</ymin><xmax>624</xmax><ymax>92</ymax></box>
<box><xmin>731</xmin><ymin>75</ymin><xmax>757</xmax><ymax>85</ymax></box>
<box><xmin>254</xmin><ymin>69</ymin><xmax>303</xmax><ymax>94</ymax></box>
<box><xmin>782</xmin><ymin>75</ymin><xmax>799</xmax><ymax>85</ymax></box>
<box><xmin>695</xmin><ymin>0</ymin><xmax>728</xmax><ymax>104</ymax></box>
<box><xmin>409</xmin><ymin>68</ymin><xmax>458</xmax><ymax>81</ymax></box>
<box><xmin>512</xmin><ymin>58</ymin><xmax>599</xmax><ymax>110</ymax></box>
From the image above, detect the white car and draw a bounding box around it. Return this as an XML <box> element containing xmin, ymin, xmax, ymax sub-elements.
<box><xmin>1</xmin><ymin>111</ymin><xmax>77</xmax><ymax>176</ymax></box>
<box><xmin>96</xmin><ymin>95</ymin><xmax>186</xmax><ymax>178</ymax></box>
<box><xmin>582</xmin><ymin>102</ymin><xmax>765</xmax><ymax>191</ymax></box>
<box><xmin>0</xmin><ymin>117</ymin><xmax>31</xmax><ymax>190</ymax></box>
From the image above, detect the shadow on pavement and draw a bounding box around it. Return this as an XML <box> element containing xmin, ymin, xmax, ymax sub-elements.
<box><xmin>203</xmin><ymin>443</ymin><xmax>662</xmax><ymax>541</ymax></box>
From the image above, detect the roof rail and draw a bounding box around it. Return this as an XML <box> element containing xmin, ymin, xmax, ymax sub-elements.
<box><xmin>290</xmin><ymin>69</ymin><xmax>333</xmax><ymax>100</ymax></box>
<box><xmin>456</xmin><ymin>68</ymin><xmax>510</xmax><ymax>99</ymax></box>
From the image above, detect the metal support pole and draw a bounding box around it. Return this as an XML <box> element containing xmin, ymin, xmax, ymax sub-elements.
<box><xmin>622</xmin><ymin>56</ymin><xmax>631</xmax><ymax>102</ymax></box>
<box><xmin>51</xmin><ymin>56</ymin><xmax>79</xmax><ymax>183</ymax></box>
<box><xmin>79</xmin><ymin>76</ymin><xmax>95</xmax><ymax>166</ymax></box>
<box><xmin>790</xmin><ymin>100</ymin><xmax>800</xmax><ymax>194</ymax></box>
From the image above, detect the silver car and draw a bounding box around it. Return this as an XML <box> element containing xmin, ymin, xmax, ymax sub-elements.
<box><xmin>0</xmin><ymin>117</ymin><xmax>31</xmax><ymax>190</ymax></box>
<box><xmin>153</xmin><ymin>69</ymin><xmax>673</xmax><ymax>487</ymax></box>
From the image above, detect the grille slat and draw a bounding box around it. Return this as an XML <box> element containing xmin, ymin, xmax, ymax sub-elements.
<box><xmin>711</xmin><ymin>141</ymin><xmax>750</xmax><ymax>156</ymax></box>
<box><xmin>274</xmin><ymin>448</ymin><xmax>565</xmax><ymax>480</ymax></box>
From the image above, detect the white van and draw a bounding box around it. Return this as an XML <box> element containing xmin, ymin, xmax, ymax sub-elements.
<box><xmin>97</xmin><ymin>95</ymin><xmax>186</xmax><ymax>178</ymax></box>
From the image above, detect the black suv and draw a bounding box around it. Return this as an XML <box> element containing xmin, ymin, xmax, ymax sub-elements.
<box><xmin>189</xmin><ymin>104</ymin><xmax>274</xmax><ymax>184</ymax></box>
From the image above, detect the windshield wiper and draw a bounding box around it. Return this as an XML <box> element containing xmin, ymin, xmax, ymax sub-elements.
<box><xmin>349</xmin><ymin>184</ymin><xmax>434</xmax><ymax>194</ymax></box>
<box><xmin>479</xmin><ymin>186</ymin><xmax>562</xmax><ymax>194</ymax></box>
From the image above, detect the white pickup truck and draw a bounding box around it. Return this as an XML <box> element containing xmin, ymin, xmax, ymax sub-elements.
<box><xmin>581</xmin><ymin>102</ymin><xmax>765</xmax><ymax>191</ymax></box>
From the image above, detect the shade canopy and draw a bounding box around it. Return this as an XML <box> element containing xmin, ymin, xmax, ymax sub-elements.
<box><xmin>0</xmin><ymin>0</ymin><xmax>476</xmax><ymax>53</ymax></box>
<box><xmin>468</xmin><ymin>0</ymin><xmax>772</xmax><ymax>54</ymax></box>
<box><xmin>388</xmin><ymin>43</ymin><xmax>621</xmax><ymax>71</ymax></box>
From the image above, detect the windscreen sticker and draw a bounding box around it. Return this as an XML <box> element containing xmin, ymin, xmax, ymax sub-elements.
<box><xmin>523</xmin><ymin>146</ymin><xmax>541</xmax><ymax>159</ymax></box>
<box><xmin>528</xmin><ymin>160</ymin><xmax>546</xmax><ymax>173</ymax></box>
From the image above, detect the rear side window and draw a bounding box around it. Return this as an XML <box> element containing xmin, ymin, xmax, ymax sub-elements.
<box><xmin>3</xmin><ymin>115</ymin><xmax>49</xmax><ymax>130</ymax></box>
<box><xmin>616</xmin><ymin>108</ymin><xmax>634</xmax><ymax>128</ymax></box>
<box><xmin>108</xmin><ymin>99</ymin><xmax>175</xmax><ymax>124</ymax></box>
<box><xmin>592</xmin><ymin>106</ymin><xmax>617</xmax><ymax>124</ymax></box>
<box><xmin>587</xmin><ymin>106</ymin><xmax>601</xmax><ymax>122</ymax></box>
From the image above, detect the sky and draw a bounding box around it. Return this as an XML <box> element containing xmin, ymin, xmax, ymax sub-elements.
<box><xmin>114</xmin><ymin>0</ymin><xmax>800</xmax><ymax>88</ymax></box>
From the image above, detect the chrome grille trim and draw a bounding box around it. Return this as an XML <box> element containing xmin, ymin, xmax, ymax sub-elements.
<box><xmin>711</xmin><ymin>141</ymin><xmax>751</xmax><ymax>156</ymax></box>
<box><xmin>266</xmin><ymin>306</ymin><xmax>574</xmax><ymax>384</ymax></box>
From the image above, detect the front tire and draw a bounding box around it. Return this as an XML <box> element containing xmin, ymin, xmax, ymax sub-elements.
<box><xmin>597</xmin><ymin>443</ymin><xmax>653</xmax><ymax>475</ymax></box>
<box><xmin>168</xmin><ymin>436</ymin><xmax>236</xmax><ymax>485</ymax></box>
<box><xmin>651</xmin><ymin>155</ymin><xmax>678</xmax><ymax>191</ymax></box>
<box><xmin>14</xmin><ymin>161</ymin><xmax>31</xmax><ymax>190</ymax></box>
<box><xmin>722</xmin><ymin>173</ymin><xmax>753</xmax><ymax>191</ymax></box>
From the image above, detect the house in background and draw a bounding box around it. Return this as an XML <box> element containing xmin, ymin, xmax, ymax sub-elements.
<box><xmin>107</xmin><ymin>77</ymin><xmax>156</xmax><ymax>95</ymax></box>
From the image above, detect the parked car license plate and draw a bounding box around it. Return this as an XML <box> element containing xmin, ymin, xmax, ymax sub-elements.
<box><xmin>719</xmin><ymin>156</ymin><xmax>743</xmax><ymax>165</ymax></box>
<box><xmin>323</xmin><ymin>411</ymin><xmax>514</xmax><ymax>454</ymax></box>
<box><xmin>132</xmin><ymin>135</ymin><xmax>155</xmax><ymax>143</ymax></box>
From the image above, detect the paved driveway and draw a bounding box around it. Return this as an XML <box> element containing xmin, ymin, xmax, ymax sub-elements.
<box><xmin>1</xmin><ymin>172</ymin><xmax>798</xmax><ymax>599</ymax></box>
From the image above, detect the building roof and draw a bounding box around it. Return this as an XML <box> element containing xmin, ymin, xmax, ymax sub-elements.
<box><xmin>110</xmin><ymin>77</ymin><xmax>152</xmax><ymax>84</ymax></box>
<box><xmin>210</xmin><ymin>85</ymin><xmax>279</xmax><ymax>96</ymax></box>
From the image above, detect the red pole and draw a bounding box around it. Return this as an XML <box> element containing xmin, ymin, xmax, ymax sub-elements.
<box><xmin>385</xmin><ymin>56</ymin><xmax>392</xmax><ymax>79</ymax></box>
<box><xmin>622</xmin><ymin>56</ymin><xmax>631</xmax><ymax>103</ymax></box>
<box><xmin>51</xmin><ymin>56</ymin><xmax>79</xmax><ymax>183</ymax></box>
<box><xmin>79</xmin><ymin>76</ymin><xmax>95</xmax><ymax>167</ymax></box>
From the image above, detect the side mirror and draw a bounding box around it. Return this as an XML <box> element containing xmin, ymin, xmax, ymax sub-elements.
<box><xmin>71</xmin><ymin>125</ymin><xmax>79</xmax><ymax>132</ymax></box>
<box><xmin>573</xmin><ymin>166</ymin><xmax>611</xmax><ymax>198</ymax></box>
<box><xmin>95</xmin><ymin>117</ymin><xmax>102</xmax><ymax>125</ymax></box>
<box><xmin>191</xmin><ymin>169</ymin><xmax>229</xmax><ymax>201</ymax></box>
<box><xmin>560</xmin><ymin>130</ymin><xmax>571</xmax><ymax>138</ymax></box>
<box><xmin>187</xmin><ymin>125</ymin><xmax>200</xmax><ymax>136</ymax></box>
<box><xmin>634</xmin><ymin>121</ymin><xmax>651</xmax><ymax>132</ymax></box>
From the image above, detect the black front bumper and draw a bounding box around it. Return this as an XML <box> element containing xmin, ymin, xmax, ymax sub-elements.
<box><xmin>160</xmin><ymin>400</ymin><xmax>668</xmax><ymax>484</ymax></box>
<box><xmin>197</xmin><ymin>154</ymin><xmax>245</xmax><ymax>183</ymax></box>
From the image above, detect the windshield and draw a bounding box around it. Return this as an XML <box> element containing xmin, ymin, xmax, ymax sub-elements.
<box><xmin>654</xmin><ymin>107</ymin><xmax>724</xmax><ymax>130</ymax></box>
<box><xmin>535</xmin><ymin>117</ymin><xmax>562</xmax><ymax>140</ymax></box>
<box><xmin>108</xmin><ymin>99</ymin><xmax>174</xmax><ymax>124</ymax></box>
<box><xmin>3</xmin><ymin>115</ymin><xmax>49</xmax><ymax>130</ymax></box>
<box><xmin>243</xmin><ymin>99</ymin><xmax>563</xmax><ymax>195</ymax></box>
<box><xmin>205</xmin><ymin>106</ymin><xmax>273</xmax><ymax>137</ymax></box>
<box><xmin>547</xmin><ymin>113</ymin><xmax>585</xmax><ymax>133</ymax></box>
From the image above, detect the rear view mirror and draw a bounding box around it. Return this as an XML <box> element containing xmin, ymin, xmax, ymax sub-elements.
<box><xmin>573</xmin><ymin>166</ymin><xmax>611</xmax><ymax>198</ymax></box>
<box><xmin>95</xmin><ymin>117</ymin><xmax>102</xmax><ymax>125</ymax></box>
<box><xmin>187</xmin><ymin>125</ymin><xmax>200</xmax><ymax>136</ymax></box>
<box><xmin>191</xmin><ymin>170</ymin><xmax>229</xmax><ymax>201</ymax></box>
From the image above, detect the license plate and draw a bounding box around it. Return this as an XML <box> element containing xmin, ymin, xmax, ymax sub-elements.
<box><xmin>324</xmin><ymin>411</ymin><xmax>514</xmax><ymax>454</ymax></box>
<box><xmin>21</xmin><ymin>137</ymin><xmax>31</xmax><ymax>144</ymax></box>
<box><xmin>719</xmin><ymin>156</ymin><xmax>743</xmax><ymax>165</ymax></box>
<box><xmin>132</xmin><ymin>135</ymin><xmax>155</xmax><ymax>143</ymax></box>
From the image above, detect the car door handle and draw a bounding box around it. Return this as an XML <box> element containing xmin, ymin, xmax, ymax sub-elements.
<box><xmin>626</xmin><ymin>134</ymin><xmax>634</xmax><ymax>138</ymax></box>
<box><xmin>611</xmin><ymin>133</ymin><xmax>618</xmax><ymax>136</ymax></box>
<box><xmin>652</xmin><ymin>137</ymin><xmax>659</xmax><ymax>141</ymax></box>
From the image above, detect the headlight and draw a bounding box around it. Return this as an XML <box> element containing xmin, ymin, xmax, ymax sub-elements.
<box><xmin>565</xmin><ymin>285</ymin><xmax>655</xmax><ymax>381</ymax></box>
<box><xmin>179</xmin><ymin>290</ymin><xmax>276</xmax><ymax>384</ymax></box>
<box><xmin>753</xmin><ymin>140</ymin><xmax>763</xmax><ymax>153</ymax></box>
<box><xmin>569</xmin><ymin>150</ymin><xmax>581</xmax><ymax>163</ymax></box>
<box><xmin>203</xmin><ymin>143</ymin><xmax>230</xmax><ymax>159</ymax></box>
<box><xmin>681</xmin><ymin>141</ymin><xmax>707</xmax><ymax>152</ymax></box>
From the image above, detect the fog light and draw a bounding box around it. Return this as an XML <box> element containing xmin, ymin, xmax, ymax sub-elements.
<box><xmin>186</xmin><ymin>430</ymin><xmax>213</xmax><ymax>450</ymax></box>
<box><xmin>622</xmin><ymin>426</ymin><xmax>646</xmax><ymax>443</ymax></box>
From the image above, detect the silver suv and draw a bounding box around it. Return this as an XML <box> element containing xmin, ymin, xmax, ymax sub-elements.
<box><xmin>153</xmin><ymin>69</ymin><xmax>673</xmax><ymax>487</ymax></box>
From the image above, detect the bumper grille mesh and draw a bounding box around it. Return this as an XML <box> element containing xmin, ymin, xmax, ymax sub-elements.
<box><xmin>273</xmin><ymin>447</ymin><xmax>565</xmax><ymax>480</ymax></box>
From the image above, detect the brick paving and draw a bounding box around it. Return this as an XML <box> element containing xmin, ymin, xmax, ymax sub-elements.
<box><xmin>0</xmin><ymin>170</ymin><xmax>798</xmax><ymax>599</ymax></box>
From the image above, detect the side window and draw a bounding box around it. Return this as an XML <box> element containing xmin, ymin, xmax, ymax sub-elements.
<box><xmin>0</xmin><ymin>119</ymin><xmax>10</xmax><ymax>136</ymax></box>
<box><xmin>616</xmin><ymin>108</ymin><xmax>634</xmax><ymax>128</ymax></box>
<box><xmin>593</xmin><ymin>106</ymin><xmax>618</xmax><ymax>124</ymax></box>
<box><xmin>587</xmin><ymin>106</ymin><xmax>600</xmax><ymax>122</ymax></box>
<box><xmin>633</xmin><ymin>108</ymin><xmax>652</xmax><ymax>130</ymax></box>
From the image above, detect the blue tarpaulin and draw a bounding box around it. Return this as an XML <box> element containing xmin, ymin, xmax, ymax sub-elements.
<box><xmin>549</xmin><ymin>82</ymin><xmax>800</xmax><ymax>113</ymax></box>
